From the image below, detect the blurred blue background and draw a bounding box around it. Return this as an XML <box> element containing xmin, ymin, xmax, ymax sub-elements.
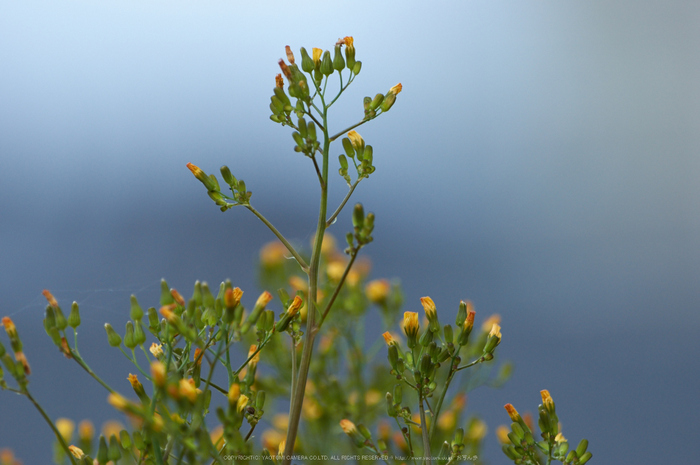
<box><xmin>1</xmin><ymin>0</ymin><xmax>698</xmax><ymax>463</ymax></box>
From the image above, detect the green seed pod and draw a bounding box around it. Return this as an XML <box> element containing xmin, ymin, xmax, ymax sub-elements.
<box><xmin>44</xmin><ymin>306</ymin><xmax>57</xmax><ymax>334</ymax></box>
<box><xmin>381</xmin><ymin>92</ymin><xmax>396</xmax><ymax>112</ymax></box>
<box><xmin>292</xmin><ymin>131</ymin><xmax>304</xmax><ymax>147</ymax></box>
<box><xmin>352</xmin><ymin>61</ymin><xmax>362</xmax><ymax>75</ymax></box>
<box><xmin>393</xmin><ymin>384</ymin><xmax>403</xmax><ymax>404</ymax></box>
<box><xmin>255</xmin><ymin>390</ymin><xmax>266</xmax><ymax>411</ymax></box>
<box><xmin>123</xmin><ymin>321</ymin><xmax>136</xmax><ymax>349</ymax></box>
<box><xmin>321</xmin><ymin>50</ymin><xmax>333</xmax><ymax>76</ymax></box>
<box><xmin>298</xmin><ymin>117</ymin><xmax>307</xmax><ymax>139</ymax></box>
<box><xmin>523</xmin><ymin>431</ymin><xmax>535</xmax><ymax>446</ymax></box>
<box><xmin>208</xmin><ymin>174</ymin><xmax>220</xmax><ymax>191</ymax></box>
<box><xmin>333</xmin><ymin>45</ymin><xmax>345</xmax><ymax>71</ymax></box>
<box><xmin>300</xmin><ymin>47</ymin><xmax>314</xmax><ymax>73</ymax></box>
<box><xmin>0</xmin><ymin>340</ymin><xmax>5</xmax><ymax>358</ymax></box>
<box><xmin>133</xmin><ymin>320</ymin><xmax>146</xmax><ymax>347</ymax></box>
<box><xmin>342</xmin><ymin>137</ymin><xmax>355</xmax><ymax>158</ymax></box>
<box><xmin>565</xmin><ymin>450</ymin><xmax>577</xmax><ymax>463</ymax></box>
<box><xmin>358</xmin><ymin>424</ymin><xmax>372</xmax><ymax>440</ymax></box>
<box><xmin>129</xmin><ymin>295</ymin><xmax>144</xmax><ymax>321</ymax></box>
<box><xmin>273</xmin><ymin>86</ymin><xmax>291</xmax><ymax>107</ymax></box>
<box><xmin>345</xmin><ymin>45</ymin><xmax>356</xmax><ymax>71</ymax></box>
<box><xmin>52</xmin><ymin>305</ymin><xmax>67</xmax><ymax>331</ymax></box>
<box><xmin>363</xmin><ymin>145</ymin><xmax>373</xmax><ymax>164</ymax></box>
<box><xmin>191</xmin><ymin>282</ymin><xmax>202</xmax><ymax>307</ymax></box>
<box><xmin>97</xmin><ymin>436</ymin><xmax>109</xmax><ymax>464</ymax></box>
<box><xmin>507</xmin><ymin>431</ymin><xmax>521</xmax><ymax>445</ymax></box>
<box><xmin>220</xmin><ymin>166</ymin><xmax>235</xmax><ymax>186</ymax></box>
<box><xmin>579</xmin><ymin>451</ymin><xmax>593</xmax><ymax>464</ymax></box>
<box><xmin>370</xmin><ymin>93</ymin><xmax>384</xmax><ymax>111</ymax></box>
<box><xmin>339</xmin><ymin>155</ymin><xmax>349</xmax><ymax>171</ymax></box>
<box><xmin>419</xmin><ymin>327</ymin><xmax>434</xmax><ymax>347</ymax></box>
<box><xmin>363</xmin><ymin>96</ymin><xmax>372</xmax><ymax>113</ymax></box>
<box><xmin>346</xmin><ymin>232</ymin><xmax>354</xmax><ymax>248</ymax></box>
<box><xmin>270</xmin><ymin>95</ymin><xmax>284</xmax><ymax>114</ymax></box>
<box><xmin>202</xmin><ymin>282</ymin><xmax>215</xmax><ymax>309</ymax></box>
<box><xmin>511</xmin><ymin>422</ymin><xmax>525</xmax><ymax>439</ymax></box>
<box><xmin>443</xmin><ymin>324</ymin><xmax>454</xmax><ymax>343</ymax></box>
<box><xmin>307</xmin><ymin>121</ymin><xmax>316</xmax><ymax>142</ymax></box>
<box><xmin>119</xmin><ymin>430</ymin><xmax>131</xmax><ymax>449</ymax></box>
<box><xmin>438</xmin><ymin>442</ymin><xmax>451</xmax><ymax>460</ymax></box>
<box><xmin>420</xmin><ymin>353</ymin><xmax>432</xmax><ymax>375</ymax></box>
<box><xmin>575</xmin><ymin>439</ymin><xmax>589</xmax><ymax>457</ymax></box>
<box><xmin>108</xmin><ymin>434</ymin><xmax>122</xmax><ymax>461</ymax></box>
<box><xmin>147</xmin><ymin>307</ymin><xmax>159</xmax><ymax>334</ymax></box>
<box><xmin>452</xmin><ymin>428</ymin><xmax>464</xmax><ymax>446</ymax></box>
<box><xmin>386</xmin><ymin>392</ymin><xmax>397</xmax><ymax>417</ymax></box>
<box><xmin>353</xmin><ymin>203</ymin><xmax>365</xmax><ymax>230</ymax></box>
<box><xmin>455</xmin><ymin>300</ymin><xmax>467</xmax><ymax>328</ymax></box>
<box><xmin>160</xmin><ymin>279</ymin><xmax>174</xmax><ymax>306</ymax></box>
<box><xmin>557</xmin><ymin>441</ymin><xmax>569</xmax><ymax>456</ymax></box>
<box><xmin>387</xmin><ymin>344</ymin><xmax>399</xmax><ymax>370</ymax></box>
<box><xmin>66</xmin><ymin>302</ymin><xmax>81</xmax><ymax>328</ymax></box>
<box><xmin>104</xmin><ymin>323</ymin><xmax>122</xmax><ymax>347</ymax></box>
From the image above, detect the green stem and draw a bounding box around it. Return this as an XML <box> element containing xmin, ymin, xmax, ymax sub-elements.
<box><xmin>418</xmin><ymin>393</ymin><xmax>433</xmax><ymax>465</ymax></box>
<box><xmin>428</xmin><ymin>359</ymin><xmax>458</xmax><ymax>441</ymax></box>
<box><xmin>283</xmin><ymin>94</ymin><xmax>331</xmax><ymax>465</ymax></box>
<box><xmin>316</xmin><ymin>250</ymin><xmax>358</xmax><ymax>330</ymax></box>
<box><xmin>245</xmin><ymin>205</ymin><xmax>310</xmax><ymax>273</ymax></box>
<box><xmin>326</xmin><ymin>179</ymin><xmax>361</xmax><ymax>227</ymax></box>
<box><xmin>24</xmin><ymin>389</ymin><xmax>78</xmax><ymax>465</ymax></box>
<box><xmin>455</xmin><ymin>356</ymin><xmax>484</xmax><ymax>371</ymax></box>
<box><xmin>329</xmin><ymin>119</ymin><xmax>369</xmax><ymax>142</ymax></box>
<box><xmin>68</xmin><ymin>347</ymin><xmax>116</xmax><ymax>393</ymax></box>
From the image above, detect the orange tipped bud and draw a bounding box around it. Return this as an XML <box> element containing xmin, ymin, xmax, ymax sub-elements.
<box><xmin>343</xmin><ymin>36</ymin><xmax>354</xmax><ymax>49</ymax></box>
<box><xmin>170</xmin><ymin>289</ymin><xmax>185</xmax><ymax>307</ymax></box>
<box><xmin>42</xmin><ymin>290</ymin><xmax>59</xmax><ymax>308</ymax></box>
<box><xmin>236</xmin><ymin>394</ymin><xmax>249</xmax><ymax>413</ymax></box>
<box><xmin>287</xmin><ymin>296</ymin><xmax>303</xmax><ymax>316</ymax></box>
<box><xmin>285</xmin><ymin>45</ymin><xmax>295</xmax><ymax>64</ymax></box>
<box><xmin>390</xmin><ymin>83</ymin><xmax>403</xmax><ymax>95</ymax></box>
<box><xmin>278</xmin><ymin>59</ymin><xmax>292</xmax><ymax>79</ymax></box>
<box><xmin>247</xmin><ymin>345</ymin><xmax>260</xmax><ymax>365</ymax></box>
<box><xmin>225</xmin><ymin>287</ymin><xmax>243</xmax><ymax>309</ymax></box>
<box><xmin>68</xmin><ymin>445</ymin><xmax>85</xmax><ymax>459</ymax></box>
<box><xmin>275</xmin><ymin>73</ymin><xmax>284</xmax><ymax>89</ymax></box>
<box><xmin>255</xmin><ymin>291</ymin><xmax>273</xmax><ymax>309</ymax></box>
<box><xmin>14</xmin><ymin>351</ymin><xmax>30</xmax><ymax>375</ymax></box>
<box><xmin>347</xmin><ymin>130</ymin><xmax>364</xmax><ymax>150</ymax></box>
<box><xmin>194</xmin><ymin>348</ymin><xmax>204</xmax><ymax>367</ymax></box>
<box><xmin>151</xmin><ymin>361</ymin><xmax>167</xmax><ymax>387</ymax></box>
<box><xmin>2</xmin><ymin>317</ymin><xmax>16</xmax><ymax>339</ymax></box>
<box><xmin>179</xmin><ymin>378</ymin><xmax>197</xmax><ymax>403</ymax></box>
<box><xmin>504</xmin><ymin>403</ymin><xmax>521</xmax><ymax>422</ymax></box>
<box><xmin>382</xmin><ymin>332</ymin><xmax>396</xmax><ymax>346</ymax></box>
<box><xmin>340</xmin><ymin>419</ymin><xmax>357</xmax><ymax>435</ymax></box>
<box><xmin>149</xmin><ymin>343</ymin><xmax>163</xmax><ymax>358</ymax></box>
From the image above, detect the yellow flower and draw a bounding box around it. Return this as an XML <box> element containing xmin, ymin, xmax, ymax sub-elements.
<box><xmin>210</xmin><ymin>425</ymin><xmax>224</xmax><ymax>447</ymax></box>
<box><xmin>68</xmin><ymin>445</ymin><xmax>84</xmax><ymax>459</ymax></box>
<box><xmin>151</xmin><ymin>361</ymin><xmax>167</xmax><ymax>387</ymax></box>
<box><xmin>339</xmin><ymin>419</ymin><xmax>357</xmax><ymax>435</ymax></box>
<box><xmin>275</xmin><ymin>73</ymin><xmax>284</xmax><ymax>89</ymax></box>
<box><xmin>326</xmin><ymin>260</ymin><xmax>346</xmax><ymax>281</ymax></box>
<box><xmin>390</xmin><ymin>83</ymin><xmax>403</xmax><ymax>95</ymax></box>
<box><xmin>365</xmin><ymin>389</ymin><xmax>382</xmax><ymax>406</ymax></box>
<box><xmin>312</xmin><ymin>48</ymin><xmax>323</xmax><ymax>64</ymax></box>
<box><xmin>107</xmin><ymin>393</ymin><xmax>129</xmax><ymax>411</ymax></box>
<box><xmin>101</xmin><ymin>420</ymin><xmax>125</xmax><ymax>440</ymax></box>
<box><xmin>78</xmin><ymin>420</ymin><xmax>94</xmax><ymax>441</ymax></box>
<box><xmin>248</xmin><ymin>345</ymin><xmax>260</xmax><ymax>366</ymax></box>
<box><xmin>495</xmin><ymin>425</ymin><xmax>511</xmax><ymax>444</ymax></box>
<box><xmin>366</xmin><ymin>279</ymin><xmax>390</xmax><ymax>304</ymax></box>
<box><xmin>224</xmin><ymin>287</ymin><xmax>243</xmax><ymax>308</ymax></box>
<box><xmin>278</xmin><ymin>439</ymin><xmax>287</xmax><ymax>457</ymax></box>
<box><xmin>555</xmin><ymin>432</ymin><xmax>567</xmax><ymax>443</ymax></box>
<box><xmin>286</xmin><ymin>295</ymin><xmax>303</xmax><ymax>317</ymax></box>
<box><xmin>403</xmin><ymin>312</ymin><xmax>420</xmax><ymax>338</ymax></box>
<box><xmin>382</xmin><ymin>332</ymin><xmax>396</xmax><ymax>346</ymax></box>
<box><xmin>489</xmin><ymin>323</ymin><xmax>502</xmax><ymax>340</ymax></box>
<box><xmin>179</xmin><ymin>378</ymin><xmax>197</xmax><ymax>403</ymax></box>
<box><xmin>347</xmin><ymin>130</ymin><xmax>364</xmax><ymax>150</ymax></box>
<box><xmin>255</xmin><ymin>291</ymin><xmax>273</xmax><ymax>308</ymax></box>
<box><xmin>237</xmin><ymin>394</ymin><xmax>249</xmax><ymax>413</ymax></box>
<box><xmin>228</xmin><ymin>383</ymin><xmax>240</xmax><ymax>405</ymax></box>
<box><xmin>56</xmin><ymin>418</ymin><xmax>75</xmax><ymax>442</ymax></box>
<box><xmin>504</xmin><ymin>403</ymin><xmax>521</xmax><ymax>422</ymax></box>
<box><xmin>467</xmin><ymin>418</ymin><xmax>487</xmax><ymax>441</ymax></box>
<box><xmin>437</xmin><ymin>410</ymin><xmax>456</xmax><ymax>431</ymax></box>
<box><xmin>170</xmin><ymin>289</ymin><xmax>185</xmax><ymax>306</ymax></box>
<box><xmin>260</xmin><ymin>241</ymin><xmax>288</xmax><ymax>267</ymax></box>
<box><xmin>540</xmin><ymin>389</ymin><xmax>554</xmax><ymax>410</ymax></box>
<box><xmin>481</xmin><ymin>314</ymin><xmax>501</xmax><ymax>332</ymax></box>
<box><xmin>149</xmin><ymin>343</ymin><xmax>163</xmax><ymax>358</ymax></box>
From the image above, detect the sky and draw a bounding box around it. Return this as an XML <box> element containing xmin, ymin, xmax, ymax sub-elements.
<box><xmin>1</xmin><ymin>1</ymin><xmax>699</xmax><ymax>463</ymax></box>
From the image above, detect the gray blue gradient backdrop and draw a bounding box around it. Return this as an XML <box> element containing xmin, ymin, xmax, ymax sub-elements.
<box><xmin>1</xmin><ymin>1</ymin><xmax>699</xmax><ymax>463</ymax></box>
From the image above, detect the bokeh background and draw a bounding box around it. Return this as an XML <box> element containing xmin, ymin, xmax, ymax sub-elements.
<box><xmin>1</xmin><ymin>1</ymin><xmax>698</xmax><ymax>463</ymax></box>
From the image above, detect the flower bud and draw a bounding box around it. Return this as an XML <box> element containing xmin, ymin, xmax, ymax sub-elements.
<box><xmin>97</xmin><ymin>435</ymin><xmax>109</xmax><ymax>464</ymax></box>
<box><xmin>123</xmin><ymin>321</ymin><xmax>136</xmax><ymax>349</ymax></box>
<box><xmin>54</xmin><ymin>306</ymin><xmax>68</xmax><ymax>331</ymax></box>
<box><xmin>482</xmin><ymin>323</ymin><xmax>502</xmax><ymax>355</ymax></box>
<box><xmin>128</xmin><ymin>295</ymin><xmax>144</xmax><ymax>321</ymax></box>
<box><xmin>352</xmin><ymin>61</ymin><xmax>362</xmax><ymax>75</ymax></box>
<box><xmin>420</xmin><ymin>296</ymin><xmax>439</xmax><ymax>332</ymax></box>
<box><xmin>68</xmin><ymin>302</ymin><xmax>81</xmax><ymax>328</ymax></box>
<box><xmin>285</xmin><ymin>45</ymin><xmax>295</xmax><ymax>64</ymax></box>
<box><xmin>342</xmin><ymin>137</ymin><xmax>355</xmax><ymax>158</ymax></box>
<box><xmin>370</xmin><ymin>93</ymin><xmax>384</xmax><ymax>111</ymax></box>
<box><xmin>186</xmin><ymin>163</ymin><xmax>219</xmax><ymax>192</ymax></box>
<box><xmin>104</xmin><ymin>323</ymin><xmax>122</xmax><ymax>347</ymax></box>
<box><xmin>300</xmin><ymin>47</ymin><xmax>315</xmax><ymax>73</ymax></box>
<box><xmin>403</xmin><ymin>312</ymin><xmax>420</xmax><ymax>349</ymax></box>
<box><xmin>340</xmin><ymin>419</ymin><xmax>365</xmax><ymax>447</ymax></box>
<box><xmin>344</xmin><ymin>36</ymin><xmax>356</xmax><ymax>70</ymax></box>
<box><xmin>133</xmin><ymin>320</ymin><xmax>146</xmax><ymax>347</ymax></box>
<box><xmin>312</xmin><ymin>48</ymin><xmax>322</xmax><ymax>68</ymax></box>
<box><xmin>321</xmin><ymin>50</ymin><xmax>334</xmax><ymax>76</ymax></box>
<box><xmin>333</xmin><ymin>45</ymin><xmax>345</xmax><ymax>71</ymax></box>
<box><xmin>352</xmin><ymin>203</ymin><xmax>365</xmax><ymax>230</ymax></box>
